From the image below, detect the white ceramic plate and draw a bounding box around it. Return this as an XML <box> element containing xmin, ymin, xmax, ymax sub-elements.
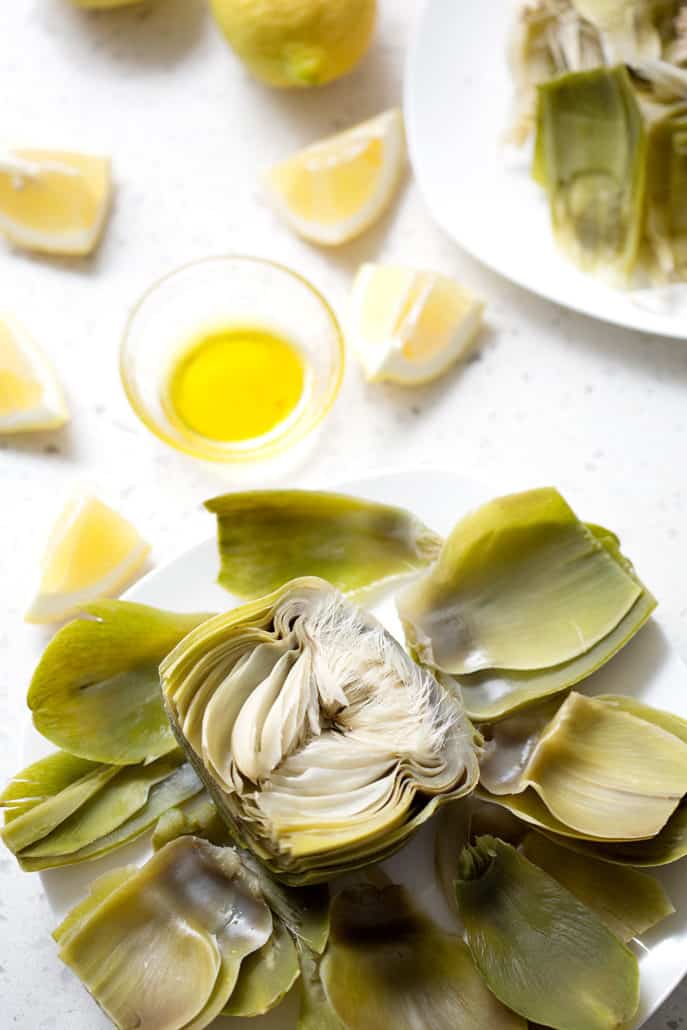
<box><xmin>404</xmin><ymin>0</ymin><xmax>687</xmax><ymax>339</ymax></box>
<box><xmin>25</xmin><ymin>470</ymin><xmax>687</xmax><ymax>1029</ymax></box>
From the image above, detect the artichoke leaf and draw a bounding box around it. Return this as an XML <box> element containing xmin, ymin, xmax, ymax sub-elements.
<box><xmin>0</xmin><ymin>750</ymin><xmax>98</xmax><ymax>822</ymax></box>
<box><xmin>223</xmin><ymin>917</ymin><xmax>300</xmax><ymax>1018</ymax></box>
<box><xmin>480</xmin><ymin>692</ymin><xmax>687</xmax><ymax>840</ymax></box>
<box><xmin>399</xmin><ymin>489</ymin><xmax>644</xmax><ymax>677</ymax></box>
<box><xmin>319</xmin><ymin>883</ymin><xmax>526</xmax><ymax>1030</ymax></box>
<box><xmin>28</xmin><ymin>601</ymin><xmax>211</xmax><ymax>764</ymax></box>
<box><xmin>540</xmin><ymin>800</ymin><xmax>687</xmax><ymax>866</ymax></box>
<box><xmin>55</xmin><ymin>837</ymin><xmax>273</xmax><ymax>1030</ymax></box>
<box><xmin>298</xmin><ymin>946</ymin><xmax>346</xmax><ymax>1030</ymax></box>
<box><xmin>534</xmin><ymin>66</ymin><xmax>647</xmax><ymax>281</ymax></box>
<box><xmin>204</xmin><ymin>489</ymin><xmax>443</xmax><ymax>600</ymax></box>
<box><xmin>521</xmin><ymin>832</ymin><xmax>674</xmax><ymax>940</ymax></box>
<box><xmin>152</xmin><ymin>792</ymin><xmax>232</xmax><ymax>851</ymax></box>
<box><xmin>455</xmin><ymin>836</ymin><xmax>640</xmax><ymax>1030</ymax></box>
<box><xmin>162</xmin><ymin>577</ymin><xmax>479</xmax><ymax>884</ymax></box>
<box><xmin>645</xmin><ymin>102</ymin><xmax>687</xmax><ymax>279</ymax></box>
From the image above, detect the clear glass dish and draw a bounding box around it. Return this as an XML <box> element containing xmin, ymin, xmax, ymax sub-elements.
<box><xmin>120</xmin><ymin>255</ymin><xmax>345</xmax><ymax>463</ymax></box>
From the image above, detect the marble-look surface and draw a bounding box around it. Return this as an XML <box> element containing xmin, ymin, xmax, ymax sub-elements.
<box><xmin>1</xmin><ymin>2</ymin><xmax>686</xmax><ymax>1028</ymax></box>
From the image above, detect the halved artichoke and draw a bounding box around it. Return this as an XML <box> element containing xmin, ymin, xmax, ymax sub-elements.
<box><xmin>456</xmin><ymin>836</ymin><xmax>640</xmax><ymax>1030</ymax></box>
<box><xmin>205</xmin><ymin>489</ymin><xmax>443</xmax><ymax>600</ymax></box>
<box><xmin>1</xmin><ymin>749</ymin><xmax>203</xmax><ymax>871</ymax></box>
<box><xmin>479</xmin><ymin>691</ymin><xmax>687</xmax><ymax>840</ymax></box>
<box><xmin>161</xmin><ymin>577</ymin><xmax>480</xmax><ymax>884</ymax></box>
<box><xmin>314</xmin><ymin>883</ymin><xmax>525</xmax><ymax>1030</ymax></box>
<box><xmin>28</xmin><ymin>601</ymin><xmax>211</xmax><ymax>764</ymax></box>
<box><xmin>533</xmin><ymin>65</ymin><xmax>647</xmax><ymax>281</ymax></box>
<box><xmin>398</xmin><ymin>488</ymin><xmax>654</xmax><ymax>721</ymax></box>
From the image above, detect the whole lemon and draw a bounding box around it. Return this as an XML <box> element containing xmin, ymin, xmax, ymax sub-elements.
<box><xmin>209</xmin><ymin>0</ymin><xmax>377</xmax><ymax>88</ymax></box>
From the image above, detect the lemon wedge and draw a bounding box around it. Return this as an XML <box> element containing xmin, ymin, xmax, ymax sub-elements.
<box><xmin>267</xmin><ymin>110</ymin><xmax>406</xmax><ymax>246</ymax></box>
<box><xmin>349</xmin><ymin>264</ymin><xmax>485</xmax><ymax>385</ymax></box>
<box><xmin>0</xmin><ymin>150</ymin><xmax>112</xmax><ymax>256</ymax></box>
<box><xmin>0</xmin><ymin>315</ymin><xmax>69</xmax><ymax>434</ymax></box>
<box><xmin>26</xmin><ymin>494</ymin><xmax>151</xmax><ymax>624</ymax></box>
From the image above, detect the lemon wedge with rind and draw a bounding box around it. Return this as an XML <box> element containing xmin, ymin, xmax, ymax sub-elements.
<box><xmin>267</xmin><ymin>110</ymin><xmax>406</xmax><ymax>246</ymax></box>
<box><xmin>350</xmin><ymin>264</ymin><xmax>485</xmax><ymax>385</ymax></box>
<box><xmin>0</xmin><ymin>316</ymin><xmax>69</xmax><ymax>434</ymax></box>
<box><xmin>26</xmin><ymin>495</ymin><xmax>151</xmax><ymax>625</ymax></box>
<box><xmin>0</xmin><ymin>151</ymin><xmax>111</xmax><ymax>256</ymax></box>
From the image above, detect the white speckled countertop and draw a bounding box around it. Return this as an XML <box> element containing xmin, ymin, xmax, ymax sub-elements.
<box><xmin>1</xmin><ymin>2</ymin><xmax>687</xmax><ymax>1028</ymax></box>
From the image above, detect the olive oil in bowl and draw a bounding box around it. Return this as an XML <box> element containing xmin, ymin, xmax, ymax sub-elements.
<box><xmin>166</xmin><ymin>326</ymin><xmax>306</xmax><ymax>445</ymax></box>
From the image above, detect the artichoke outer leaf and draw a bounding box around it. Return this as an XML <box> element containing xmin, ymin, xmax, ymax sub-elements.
<box><xmin>398</xmin><ymin>488</ymin><xmax>644</xmax><ymax>677</ymax></box>
<box><xmin>480</xmin><ymin>692</ymin><xmax>687</xmax><ymax>841</ymax></box>
<box><xmin>319</xmin><ymin>883</ymin><xmax>526</xmax><ymax>1030</ymax></box>
<box><xmin>298</xmin><ymin>946</ymin><xmax>346</xmax><ymax>1030</ymax></box>
<box><xmin>204</xmin><ymin>489</ymin><xmax>443</xmax><ymax>600</ymax></box>
<box><xmin>521</xmin><ymin>831</ymin><xmax>674</xmax><ymax>940</ymax></box>
<box><xmin>152</xmin><ymin>792</ymin><xmax>232</xmax><ymax>851</ymax></box>
<box><xmin>55</xmin><ymin>837</ymin><xmax>273</xmax><ymax>1030</ymax></box>
<box><xmin>455</xmin><ymin>836</ymin><xmax>640</xmax><ymax>1030</ymax></box>
<box><xmin>28</xmin><ymin>601</ymin><xmax>211</xmax><ymax>764</ymax></box>
<box><xmin>223</xmin><ymin>917</ymin><xmax>300</xmax><ymax>1018</ymax></box>
<box><xmin>0</xmin><ymin>750</ymin><xmax>99</xmax><ymax>823</ymax></box>
<box><xmin>534</xmin><ymin>65</ymin><xmax>647</xmax><ymax>282</ymax></box>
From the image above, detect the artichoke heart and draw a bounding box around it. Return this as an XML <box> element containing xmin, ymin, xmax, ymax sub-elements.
<box><xmin>317</xmin><ymin>882</ymin><xmax>526</xmax><ymax>1030</ymax></box>
<box><xmin>28</xmin><ymin>601</ymin><xmax>211</xmax><ymax>764</ymax></box>
<box><xmin>398</xmin><ymin>488</ymin><xmax>653</xmax><ymax>721</ymax></box>
<box><xmin>455</xmin><ymin>836</ymin><xmax>640</xmax><ymax>1030</ymax></box>
<box><xmin>534</xmin><ymin>65</ymin><xmax>647</xmax><ymax>281</ymax></box>
<box><xmin>161</xmin><ymin>577</ymin><xmax>480</xmax><ymax>883</ymax></box>
<box><xmin>205</xmin><ymin>489</ymin><xmax>443</xmax><ymax>600</ymax></box>
<box><xmin>480</xmin><ymin>692</ymin><xmax>687</xmax><ymax>841</ymax></box>
<box><xmin>1</xmin><ymin>749</ymin><xmax>203</xmax><ymax>871</ymax></box>
<box><xmin>55</xmin><ymin>837</ymin><xmax>274</xmax><ymax>1030</ymax></box>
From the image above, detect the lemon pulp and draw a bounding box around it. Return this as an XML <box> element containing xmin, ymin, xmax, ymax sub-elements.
<box><xmin>167</xmin><ymin>327</ymin><xmax>306</xmax><ymax>444</ymax></box>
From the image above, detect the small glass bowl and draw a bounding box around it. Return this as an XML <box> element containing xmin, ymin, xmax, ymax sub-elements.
<box><xmin>120</xmin><ymin>256</ymin><xmax>345</xmax><ymax>463</ymax></box>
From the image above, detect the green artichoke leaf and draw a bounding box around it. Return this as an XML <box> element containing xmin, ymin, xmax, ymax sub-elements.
<box><xmin>399</xmin><ymin>489</ymin><xmax>645</xmax><ymax>678</ymax></box>
<box><xmin>455</xmin><ymin>836</ymin><xmax>640</xmax><ymax>1030</ymax></box>
<box><xmin>28</xmin><ymin>601</ymin><xmax>211</xmax><ymax>765</ymax></box>
<box><xmin>480</xmin><ymin>691</ymin><xmax>687</xmax><ymax>840</ymax></box>
<box><xmin>161</xmin><ymin>577</ymin><xmax>480</xmax><ymax>884</ymax></box>
<box><xmin>521</xmin><ymin>832</ymin><xmax>674</xmax><ymax>940</ymax></box>
<box><xmin>55</xmin><ymin>837</ymin><xmax>273</xmax><ymax>1030</ymax></box>
<box><xmin>223</xmin><ymin>917</ymin><xmax>300</xmax><ymax>1018</ymax></box>
<box><xmin>204</xmin><ymin>489</ymin><xmax>443</xmax><ymax>600</ymax></box>
<box><xmin>645</xmin><ymin>103</ymin><xmax>687</xmax><ymax>279</ymax></box>
<box><xmin>320</xmin><ymin>883</ymin><xmax>526</xmax><ymax>1030</ymax></box>
<box><xmin>0</xmin><ymin>750</ymin><xmax>99</xmax><ymax>822</ymax></box>
<box><xmin>534</xmin><ymin>66</ymin><xmax>646</xmax><ymax>281</ymax></box>
<box><xmin>152</xmin><ymin>792</ymin><xmax>232</xmax><ymax>851</ymax></box>
<box><xmin>298</xmin><ymin>946</ymin><xmax>346</xmax><ymax>1030</ymax></box>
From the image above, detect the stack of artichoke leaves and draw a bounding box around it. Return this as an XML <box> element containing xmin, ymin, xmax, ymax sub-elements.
<box><xmin>3</xmin><ymin>486</ymin><xmax>687</xmax><ymax>1030</ymax></box>
<box><xmin>511</xmin><ymin>0</ymin><xmax>687</xmax><ymax>282</ymax></box>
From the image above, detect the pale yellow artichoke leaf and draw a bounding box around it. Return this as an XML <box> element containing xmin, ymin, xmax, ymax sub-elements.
<box><xmin>320</xmin><ymin>883</ymin><xmax>526</xmax><ymax>1030</ymax></box>
<box><xmin>456</xmin><ymin>836</ymin><xmax>640</xmax><ymax>1030</ymax></box>
<box><xmin>56</xmin><ymin>837</ymin><xmax>273</xmax><ymax>1030</ymax></box>
<box><xmin>223</xmin><ymin>918</ymin><xmax>300</xmax><ymax>1018</ymax></box>
<box><xmin>161</xmin><ymin>577</ymin><xmax>479</xmax><ymax>884</ymax></box>
<box><xmin>399</xmin><ymin>488</ymin><xmax>642</xmax><ymax>676</ymax></box>
<box><xmin>539</xmin><ymin>800</ymin><xmax>687</xmax><ymax>866</ymax></box>
<box><xmin>0</xmin><ymin>750</ymin><xmax>98</xmax><ymax>822</ymax></box>
<box><xmin>205</xmin><ymin>490</ymin><xmax>442</xmax><ymax>600</ymax></box>
<box><xmin>152</xmin><ymin>792</ymin><xmax>232</xmax><ymax>851</ymax></box>
<box><xmin>298</xmin><ymin>946</ymin><xmax>345</xmax><ymax>1030</ymax></box>
<box><xmin>521</xmin><ymin>831</ymin><xmax>674</xmax><ymax>940</ymax></box>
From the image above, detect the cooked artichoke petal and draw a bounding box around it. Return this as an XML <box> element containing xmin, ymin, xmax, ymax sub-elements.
<box><xmin>28</xmin><ymin>601</ymin><xmax>211</xmax><ymax>765</ymax></box>
<box><xmin>481</xmin><ymin>691</ymin><xmax>687</xmax><ymax>839</ymax></box>
<box><xmin>223</xmin><ymin>917</ymin><xmax>299</xmax><ymax>1017</ymax></box>
<box><xmin>456</xmin><ymin>588</ymin><xmax>655</xmax><ymax>721</ymax></box>
<box><xmin>152</xmin><ymin>792</ymin><xmax>232</xmax><ymax>850</ymax></box>
<box><xmin>540</xmin><ymin>800</ymin><xmax>687</xmax><ymax>866</ymax></box>
<box><xmin>320</xmin><ymin>883</ymin><xmax>525</xmax><ymax>1030</ymax></box>
<box><xmin>399</xmin><ymin>489</ymin><xmax>644</xmax><ymax>676</ymax></box>
<box><xmin>521</xmin><ymin>831</ymin><xmax>674</xmax><ymax>940</ymax></box>
<box><xmin>205</xmin><ymin>489</ymin><xmax>442</xmax><ymax>600</ymax></box>
<box><xmin>55</xmin><ymin>837</ymin><xmax>273</xmax><ymax>1030</ymax></box>
<box><xmin>298</xmin><ymin>946</ymin><xmax>346</xmax><ymax>1030</ymax></box>
<box><xmin>0</xmin><ymin>750</ymin><xmax>98</xmax><ymax>822</ymax></box>
<box><xmin>162</xmin><ymin>577</ymin><xmax>479</xmax><ymax>883</ymax></box>
<box><xmin>645</xmin><ymin>102</ymin><xmax>687</xmax><ymax>278</ymax></box>
<box><xmin>534</xmin><ymin>66</ymin><xmax>646</xmax><ymax>280</ymax></box>
<box><xmin>456</xmin><ymin>836</ymin><xmax>639</xmax><ymax>1030</ymax></box>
